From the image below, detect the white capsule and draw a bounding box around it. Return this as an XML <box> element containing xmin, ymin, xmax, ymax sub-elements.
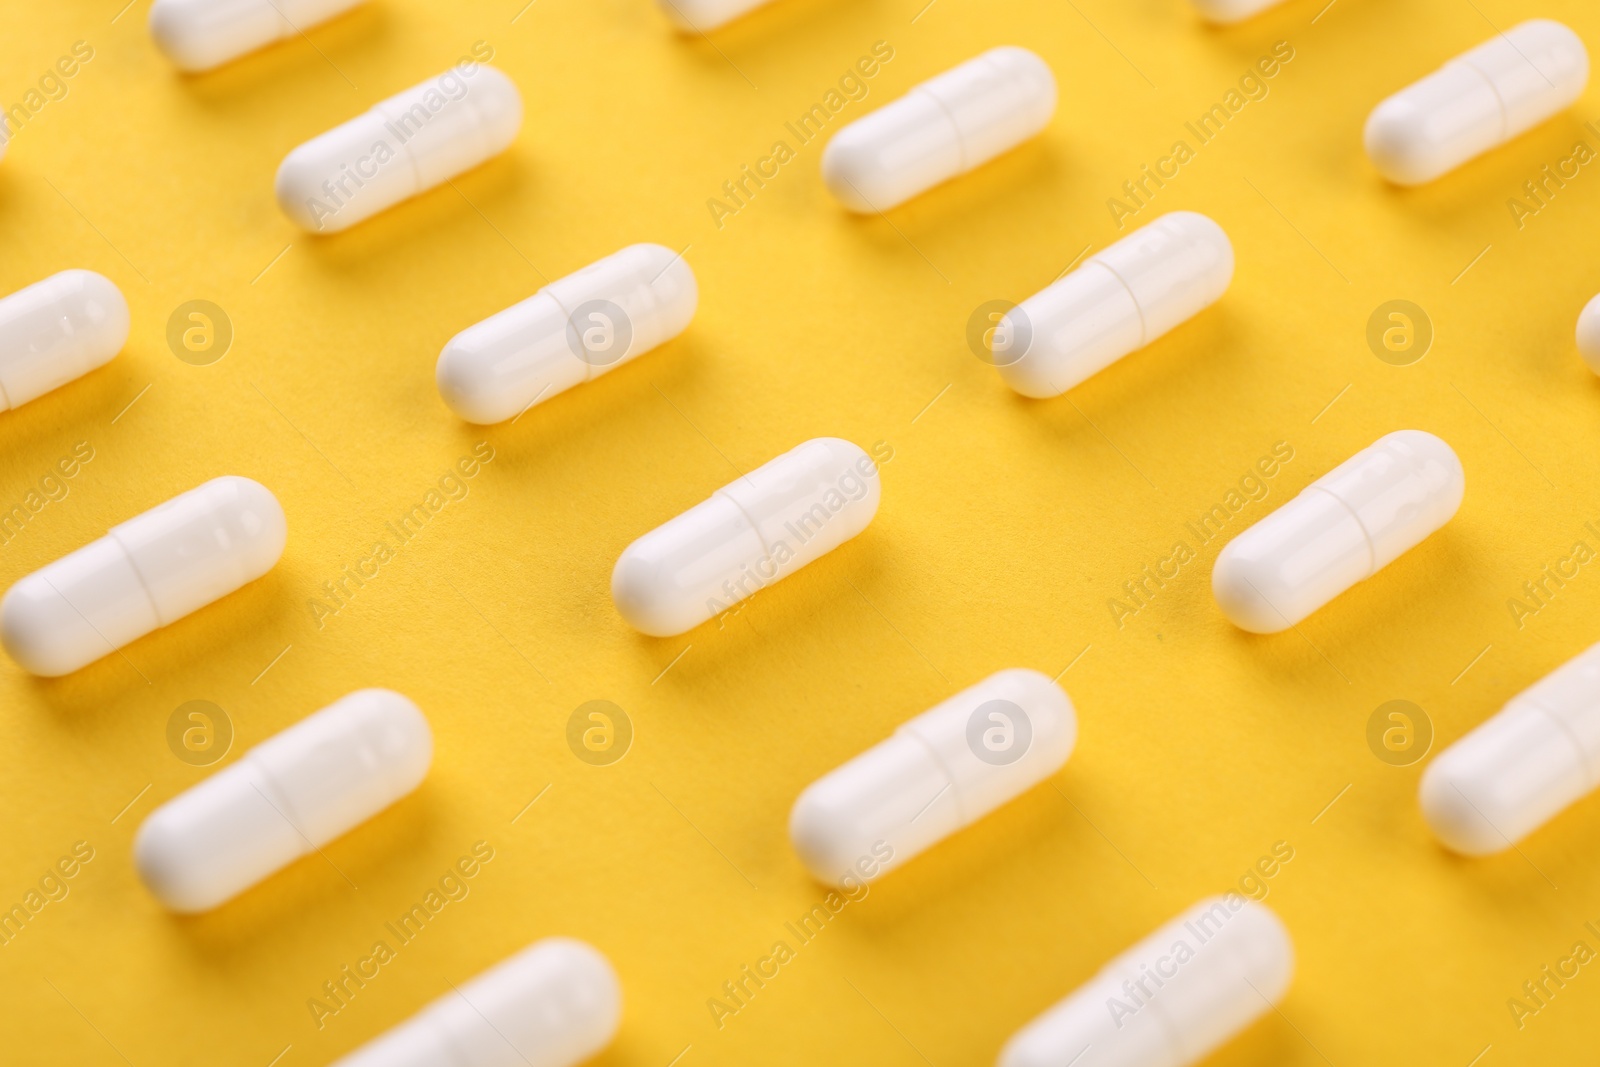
<box><xmin>1577</xmin><ymin>293</ymin><xmax>1600</xmax><ymax>375</ymax></box>
<box><xmin>135</xmin><ymin>690</ymin><xmax>431</xmax><ymax>912</ymax></box>
<box><xmin>998</xmin><ymin>897</ymin><xmax>1293</xmax><ymax>1067</ymax></box>
<box><xmin>276</xmin><ymin>64</ymin><xmax>522</xmax><ymax>233</ymax></box>
<box><xmin>0</xmin><ymin>476</ymin><xmax>286</xmax><ymax>676</ymax></box>
<box><xmin>1189</xmin><ymin>0</ymin><xmax>1288</xmax><ymax>23</ymax></box>
<box><xmin>1212</xmin><ymin>431</ymin><xmax>1463</xmax><ymax>633</ymax></box>
<box><xmin>1365</xmin><ymin>20</ymin><xmax>1589</xmax><ymax>185</ymax></box>
<box><xmin>656</xmin><ymin>0</ymin><xmax>776</xmax><ymax>32</ymax></box>
<box><xmin>822</xmin><ymin>47</ymin><xmax>1056</xmax><ymax>213</ymax></box>
<box><xmin>993</xmin><ymin>212</ymin><xmax>1233</xmax><ymax>398</ymax></box>
<box><xmin>149</xmin><ymin>0</ymin><xmax>365</xmax><ymax>73</ymax></box>
<box><xmin>612</xmin><ymin>438</ymin><xmax>881</xmax><ymax>637</ymax></box>
<box><xmin>437</xmin><ymin>244</ymin><xmax>698</xmax><ymax>424</ymax></box>
<box><xmin>0</xmin><ymin>270</ymin><xmax>129</xmax><ymax>413</ymax></box>
<box><xmin>1422</xmin><ymin>642</ymin><xmax>1600</xmax><ymax>855</ymax></box>
<box><xmin>789</xmin><ymin>669</ymin><xmax>1075</xmax><ymax>886</ymax></box>
<box><xmin>332</xmin><ymin>938</ymin><xmax>620</xmax><ymax>1067</ymax></box>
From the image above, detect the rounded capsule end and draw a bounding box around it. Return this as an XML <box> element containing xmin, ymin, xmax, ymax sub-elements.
<box><xmin>1419</xmin><ymin>758</ymin><xmax>1514</xmax><ymax>856</ymax></box>
<box><xmin>348</xmin><ymin>688</ymin><xmax>435</xmax><ymax>794</ymax></box>
<box><xmin>787</xmin><ymin>782</ymin><xmax>868</xmax><ymax>887</ymax></box>
<box><xmin>1380</xmin><ymin>429</ymin><xmax>1465</xmax><ymax>522</ymax></box>
<box><xmin>632</xmin><ymin>242</ymin><xmax>700</xmax><ymax>341</ymax></box>
<box><xmin>147</xmin><ymin>0</ymin><xmax>222</xmax><ymax>73</ymax></box>
<box><xmin>610</xmin><ymin>544</ymin><xmax>693</xmax><ymax>638</ymax></box>
<box><xmin>1210</xmin><ymin>541</ymin><xmax>1294</xmax><ymax>634</ymax></box>
<box><xmin>208</xmin><ymin>476</ymin><xmax>288</xmax><ymax>582</ymax></box>
<box><xmin>1188</xmin><ymin>0</ymin><xmax>1279</xmax><ymax>23</ymax></box>
<box><xmin>1364</xmin><ymin>98</ymin><xmax>1447</xmax><ymax>186</ymax></box>
<box><xmin>820</xmin><ymin>132</ymin><xmax>884</xmax><ymax>215</ymax></box>
<box><xmin>275</xmin><ymin>148</ymin><xmax>355</xmax><ymax>233</ymax></box>
<box><xmin>466</xmin><ymin>65</ymin><xmax>524</xmax><ymax>153</ymax></box>
<box><xmin>132</xmin><ymin>805</ymin><xmax>221</xmax><ymax>913</ymax></box>
<box><xmin>435</xmin><ymin>336</ymin><xmax>520</xmax><ymax>425</ymax></box>
<box><xmin>1577</xmin><ymin>294</ymin><xmax>1600</xmax><ymax>375</ymax></box>
<box><xmin>1</xmin><ymin>576</ymin><xmax>96</xmax><ymax>677</ymax></box>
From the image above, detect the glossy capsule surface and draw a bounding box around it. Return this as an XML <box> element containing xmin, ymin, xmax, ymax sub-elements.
<box><xmin>0</xmin><ymin>270</ymin><xmax>129</xmax><ymax>413</ymax></box>
<box><xmin>149</xmin><ymin>0</ymin><xmax>366</xmax><ymax>72</ymax></box>
<box><xmin>1189</xmin><ymin>0</ymin><xmax>1287</xmax><ymax>23</ymax></box>
<box><xmin>656</xmin><ymin>0</ymin><xmax>776</xmax><ymax>31</ymax></box>
<box><xmin>1577</xmin><ymin>293</ymin><xmax>1600</xmax><ymax>375</ymax></box>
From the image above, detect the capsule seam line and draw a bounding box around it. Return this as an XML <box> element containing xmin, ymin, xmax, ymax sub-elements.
<box><xmin>1451</xmin><ymin>58</ymin><xmax>1512</xmax><ymax>141</ymax></box>
<box><xmin>0</xmin><ymin>373</ymin><xmax>13</xmax><ymax>411</ymax></box>
<box><xmin>913</xmin><ymin>87</ymin><xmax>971</xmax><ymax>174</ymax></box>
<box><xmin>538</xmin><ymin>287</ymin><xmax>599</xmax><ymax>383</ymax></box>
<box><xmin>372</xmin><ymin>102</ymin><xmax>427</xmax><ymax>197</ymax></box>
<box><xmin>104</xmin><ymin>528</ymin><xmax>171</xmax><ymax>627</ymax></box>
<box><xmin>712</xmin><ymin>489</ymin><xmax>776</xmax><ymax>560</ymax></box>
<box><xmin>1084</xmin><ymin>258</ymin><xmax>1149</xmax><ymax>349</ymax></box>
<box><xmin>1304</xmin><ymin>484</ymin><xmax>1378</xmax><ymax>578</ymax></box>
<box><xmin>245</xmin><ymin>754</ymin><xmax>320</xmax><ymax>855</ymax></box>
<box><xmin>1523</xmin><ymin>699</ymin><xmax>1600</xmax><ymax>786</ymax></box>
<box><xmin>894</xmin><ymin>724</ymin><xmax>968</xmax><ymax>825</ymax></box>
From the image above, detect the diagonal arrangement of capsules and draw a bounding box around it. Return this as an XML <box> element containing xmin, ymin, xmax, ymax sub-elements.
<box><xmin>2</xmin><ymin>1</ymin><xmax>1600</xmax><ymax>1065</ymax></box>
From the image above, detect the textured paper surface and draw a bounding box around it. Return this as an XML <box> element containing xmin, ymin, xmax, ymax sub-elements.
<box><xmin>2</xmin><ymin>0</ymin><xmax>1600</xmax><ymax>1063</ymax></box>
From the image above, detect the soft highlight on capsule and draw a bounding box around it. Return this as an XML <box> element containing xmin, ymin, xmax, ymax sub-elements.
<box><xmin>1365</xmin><ymin>20</ymin><xmax>1589</xmax><ymax>185</ymax></box>
<box><xmin>1</xmin><ymin>476</ymin><xmax>286</xmax><ymax>676</ymax></box>
<box><xmin>149</xmin><ymin>0</ymin><xmax>366</xmax><ymax>72</ymax></box>
<box><xmin>0</xmin><ymin>270</ymin><xmax>128</xmax><ymax>413</ymax></box>
<box><xmin>135</xmin><ymin>689</ymin><xmax>431</xmax><ymax>912</ymax></box>
<box><xmin>1189</xmin><ymin>0</ymin><xmax>1289</xmax><ymax>22</ymax></box>
<box><xmin>1212</xmin><ymin>431</ymin><xmax>1463</xmax><ymax>633</ymax></box>
<box><xmin>822</xmin><ymin>46</ymin><xmax>1056</xmax><ymax>212</ymax></box>
<box><xmin>437</xmin><ymin>244</ymin><xmax>697</xmax><ymax>424</ymax></box>
<box><xmin>276</xmin><ymin>56</ymin><xmax>521</xmax><ymax>233</ymax></box>
<box><xmin>998</xmin><ymin>896</ymin><xmax>1294</xmax><ymax>1067</ymax></box>
<box><xmin>789</xmin><ymin>669</ymin><xmax>1075</xmax><ymax>885</ymax></box>
<box><xmin>656</xmin><ymin>0</ymin><xmax>777</xmax><ymax>31</ymax></box>
<box><xmin>992</xmin><ymin>212</ymin><xmax>1233</xmax><ymax>397</ymax></box>
<box><xmin>1577</xmin><ymin>293</ymin><xmax>1600</xmax><ymax>375</ymax></box>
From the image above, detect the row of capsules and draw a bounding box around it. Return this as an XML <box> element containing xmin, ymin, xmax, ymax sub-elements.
<box><xmin>0</xmin><ymin>0</ymin><xmax>1598</xmax><ymax>1063</ymax></box>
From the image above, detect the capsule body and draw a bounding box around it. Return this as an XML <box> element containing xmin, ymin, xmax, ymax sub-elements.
<box><xmin>612</xmin><ymin>438</ymin><xmax>881</xmax><ymax>637</ymax></box>
<box><xmin>998</xmin><ymin>897</ymin><xmax>1293</xmax><ymax>1067</ymax></box>
<box><xmin>149</xmin><ymin>0</ymin><xmax>365</xmax><ymax>72</ymax></box>
<box><xmin>1422</xmin><ymin>642</ymin><xmax>1600</xmax><ymax>855</ymax></box>
<box><xmin>0</xmin><ymin>270</ymin><xmax>129</xmax><ymax>412</ymax></box>
<box><xmin>135</xmin><ymin>689</ymin><xmax>431</xmax><ymax>912</ymax></box>
<box><xmin>1212</xmin><ymin>431</ymin><xmax>1463</xmax><ymax>633</ymax></box>
<box><xmin>437</xmin><ymin>244</ymin><xmax>698</xmax><ymax>424</ymax></box>
<box><xmin>789</xmin><ymin>669</ymin><xmax>1075</xmax><ymax>886</ymax></box>
<box><xmin>1365</xmin><ymin>20</ymin><xmax>1589</xmax><ymax>185</ymax></box>
<box><xmin>276</xmin><ymin>64</ymin><xmax>522</xmax><ymax>233</ymax></box>
<box><xmin>822</xmin><ymin>47</ymin><xmax>1056</xmax><ymax>212</ymax></box>
<box><xmin>1189</xmin><ymin>0</ymin><xmax>1287</xmax><ymax>22</ymax></box>
<box><xmin>657</xmin><ymin>0</ymin><xmax>776</xmax><ymax>31</ymax></box>
<box><xmin>0</xmin><ymin>476</ymin><xmax>286</xmax><ymax>676</ymax></box>
<box><xmin>333</xmin><ymin>938</ymin><xmax>620</xmax><ymax>1067</ymax></box>
<box><xmin>995</xmin><ymin>213</ymin><xmax>1233</xmax><ymax>398</ymax></box>
<box><xmin>1577</xmin><ymin>293</ymin><xmax>1600</xmax><ymax>376</ymax></box>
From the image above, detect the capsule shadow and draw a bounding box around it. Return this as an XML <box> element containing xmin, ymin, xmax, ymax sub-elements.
<box><xmin>160</xmin><ymin>4</ymin><xmax>384</xmax><ymax>103</ymax></box>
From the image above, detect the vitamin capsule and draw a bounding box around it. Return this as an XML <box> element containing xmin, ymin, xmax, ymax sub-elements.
<box><xmin>656</xmin><ymin>0</ymin><xmax>776</xmax><ymax>31</ymax></box>
<box><xmin>0</xmin><ymin>270</ymin><xmax>129</xmax><ymax>413</ymax></box>
<box><xmin>276</xmin><ymin>63</ymin><xmax>522</xmax><ymax>233</ymax></box>
<box><xmin>0</xmin><ymin>476</ymin><xmax>286</xmax><ymax>676</ymax></box>
<box><xmin>148</xmin><ymin>0</ymin><xmax>365</xmax><ymax>73</ymax></box>
<box><xmin>332</xmin><ymin>938</ymin><xmax>620</xmax><ymax>1067</ymax></box>
<box><xmin>1421</xmin><ymin>641</ymin><xmax>1600</xmax><ymax>855</ymax></box>
<box><xmin>1189</xmin><ymin>0</ymin><xmax>1287</xmax><ymax>22</ymax></box>
<box><xmin>1365</xmin><ymin>20</ymin><xmax>1589</xmax><ymax>185</ymax></box>
<box><xmin>789</xmin><ymin>669</ymin><xmax>1075</xmax><ymax>886</ymax></box>
<box><xmin>612</xmin><ymin>438</ymin><xmax>881</xmax><ymax>637</ymax></box>
<box><xmin>993</xmin><ymin>212</ymin><xmax>1233</xmax><ymax>398</ymax></box>
<box><xmin>135</xmin><ymin>689</ymin><xmax>431</xmax><ymax>912</ymax></box>
<box><xmin>998</xmin><ymin>897</ymin><xmax>1293</xmax><ymax>1067</ymax></box>
<box><xmin>1577</xmin><ymin>293</ymin><xmax>1600</xmax><ymax>375</ymax></box>
<box><xmin>822</xmin><ymin>47</ymin><xmax>1056</xmax><ymax>212</ymax></box>
<box><xmin>436</xmin><ymin>244</ymin><xmax>698</xmax><ymax>424</ymax></box>
<box><xmin>1212</xmin><ymin>431</ymin><xmax>1462</xmax><ymax>633</ymax></box>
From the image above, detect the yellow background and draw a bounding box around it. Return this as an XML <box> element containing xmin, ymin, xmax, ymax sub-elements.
<box><xmin>3</xmin><ymin>0</ymin><xmax>1600</xmax><ymax>1063</ymax></box>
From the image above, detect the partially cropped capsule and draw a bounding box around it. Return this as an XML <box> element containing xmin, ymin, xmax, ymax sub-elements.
<box><xmin>1212</xmin><ymin>431</ymin><xmax>1463</xmax><ymax>633</ymax></box>
<box><xmin>1365</xmin><ymin>20</ymin><xmax>1589</xmax><ymax>185</ymax></box>
<box><xmin>993</xmin><ymin>212</ymin><xmax>1233</xmax><ymax>398</ymax></box>
<box><xmin>0</xmin><ymin>270</ymin><xmax>129</xmax><ymax>413</ymax></box>
<box><xmin>789</xmin><ymin>669</ymin><xmax>1075</xmax><ymax>885</ymax></box>
<box><xmin>0</xmin><ymin>476</ymin><xmax>286</xmax><ymax>676</ymax></box>
<box><xmin>436</xmin><ymin>244</ymin><xmax>698</xmax><ymax>424</ymax></box>
<box><xmin>1421</xmin><ymin>642</ymin><xmax>1600</xmax><ymax>855</ymax></box>
<box><xmin>1577</xmin><ymin>293</ymin><xmax>1600</xmax><ymax>375</ymax></box>
<box><xmin>1189</xmin><ymin>0</ymin><xmax>1288</xmax><ymax>22</ymax></box>
<box><xmin>276</xmin><ymin>64</ymin><xmax>522</xmax><ymax>233</ymax></box>
<box><xmin>612</xmin><ymin>438</ymin><xmax>881</xmax><ymax>637</ymax></box>
<box><xmin>135</xmin><ymin>689</ymin><xmax>431</xmax><ymax>912</ymax></box>
<box><xmin>998</xmin><ymin>897</ymin><xmax>1294</xmax><ymax>1067</ymax></box>
<box><xmin>149</xmin><ymin>0</ymin><xmax>366</xmax><ymax>73</ymax></box>
<box><xmin>822</xmin><ymin>47</ymin><xmax>1056</xmax><ymax>212</ymax></box>
<box><xmin>656</xmin><ymin>0</ymin><xmax>776</xmax><ymax>31</ymax></box>
<box><xmin>333</xmin><ymin>938</ymin><xmax>620</xmax><ymax>1067</ymax></box>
